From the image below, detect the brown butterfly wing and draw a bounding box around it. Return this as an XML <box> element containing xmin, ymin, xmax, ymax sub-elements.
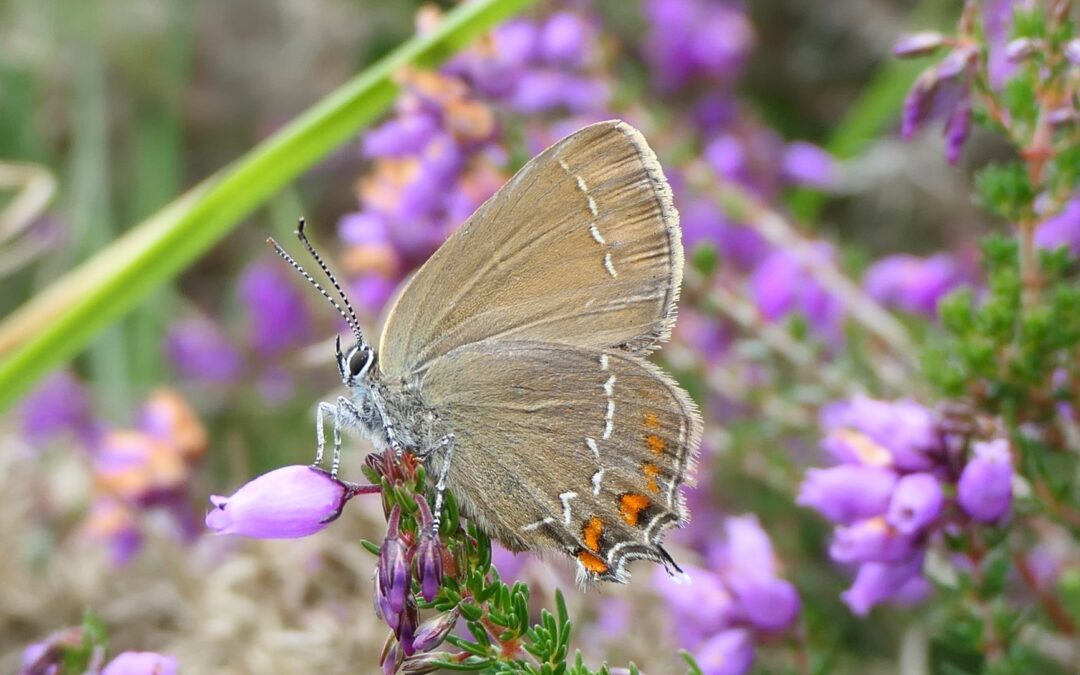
<box><xmin>419</xmin><ymin>341</ymin><xmax>702</xmax><ymax>583</ymax></box>
<box><xmin>378</xmin><ymin>120</ymin><xmax>682</xmax><ymax>382</ymax></box>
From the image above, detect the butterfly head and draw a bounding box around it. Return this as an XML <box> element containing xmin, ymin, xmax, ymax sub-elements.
<box><xmin>337</xmin><ymin>335</ymin><xmax>374</xmax><ymax>387</ymax></box>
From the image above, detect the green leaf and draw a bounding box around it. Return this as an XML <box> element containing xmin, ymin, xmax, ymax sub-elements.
<box><xmin>0</xmin><ymin>0</ymin><xmax>538</xmax><ymax>413</ymax></box>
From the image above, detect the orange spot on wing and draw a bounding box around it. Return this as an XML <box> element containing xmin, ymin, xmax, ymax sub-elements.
<box><xmin>645</xmin><ymin>434</ymin><xmax>667</xmax><ymax>456</ymax></box>
<box><xmin>583</xmin><ymin>516</ymin><xmax>604</xmax><ymax>552</ymax></box>
<box><xmin>644</xmin><ymin>412</ymin><xmax>662</xmax><ymax>429</ymax></box>
<box><xmin>577</xmin><ymin>550</ymin><xmax>608</xmax><ymax>574</ymax></box>
<box><xmin>620</xmin><ymin>493</ymin><xmax>651</xmax><ymax>526</ymax></box>
<box><xmin>642</xmin><ymin>463</ymin><xmax>661</xmax><ymax>493</ymax></box>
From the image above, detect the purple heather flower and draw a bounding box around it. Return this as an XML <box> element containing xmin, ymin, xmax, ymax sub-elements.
<box><xmin>863</xmin><ymin>253</ymin><xmax>966</xmax><ymax>318</ymax></box>
<box><xmin>677</xmin><ymin>195</ymin><xmax>767</xmax><ymax>271</ymax></box>
<box><xmin>943</xmin><ymin>97</ymin><xmax>972</xmax><ymax>164</ymax></box>
<box><xmin>750</xmin><ymin>243</ymin><xmax>845</xmax><ymax>341</ymax></box>
<box><xmin>398</xmin><ymin>596</ymin><xmax>420</xmax><ymax>657</ymax></box>
<box><xmin>694</xmin><ymin>628</ymin><xmax>755</xmax><ymax>675</ymax></box>
<box><xmin>957</xmin><ymin>438</ymin><xmax>1014</xmax><ymax>523</ymax></box>
<box><xmin>781</xmin><ymin>142</ymin><xmax>837</xmax><ymax>189</ymax></box>
<box><xmin>20</xmin><ymin>370</ymin><xmax>97</xmax><ymax>446</ymax></box>
<box><xmin>886</xmin><ymin>473</ymin><xmax>944</xmax><ymax>535</ymax></box>
<box><xmin>842</xmin><ymin>555</ymin><xmax>925</xmax><ymax>616</ymax></box>
<box><xmin>364</xmin><ymin>113</ymin><xmax>440</xmax><ymax>158</ymax></box>
<box><xmin>892</xmin><ymin>31</ymin><xmax>947</xmax><ymax>58</ymax></box>
<box><xmin>412</xmin><ymin>608</ymin><xmax>461</xmax><ymax>653</ymax></box>
<box><xmin>1066</xmin><ymin>39</ymin><xmax>1080</xmax><ymax>66</ymax></box>
<box><xmin>643</xmin><ymin>0</ymin><xmax>754</xmax><ymax>92</ymax></box>
<box><xmin>797</xmin><ymin>465</ymin><xmax>898</xmax><ymax>524</ymax></box>
<box><xmin>413</xmin><ymin>494</ymin><xmax>443</xmax><ymax>602</ymax></box>
<box><xmin>539</xmin><ymin>12</ymin><xmax>592</xmax><ymax>67</ymax></box>
<box><xmin>727</xmin><ymin>572</ymin><xmax>800</xmax><ymax>632</ymax></box>
<box><xmin>21</xmin><ymin>641</ymin><xmax>58</xmax><ymax>675</ymax></box>
<box><xmin>1035</xmin><ymin>196</ymin><xmax>1080</xmax><ymax>257</ymax></box>
<box><xmin>821</xmin><ymin>397</ymin><xmax>939</xmax><ymax>471</ymax></box>
<box><xmin>378</xmin><ymin>505</ymin><xmax>411</xmax><ymax>617</ymax></box>
<box><xmin>984</xmin><ymin>0</ymin><xmax>1021</xmax><ymax>88</ymax></box>
<box><xmin>653</xmin><ymin>563</ymin><xmax>737</xmax><ymax>648</ymax></box>
<box><xmin>830</xmin><ymin>517</ymin><xmax>916</xmax><ymax>564</ymax></box>
<box><xmin>901</xmin><ymin>46</ymin><xmax>977</xmax><ymax>161</ymax></box>
<box><xmin>704</xmin><ymin>134</ymin><xmax>748</xmax><ymax>186</ymax></box>
<box><xmin>205</xmin><ymin>465</ymin><xmax>351</xmax><ymax>538</ymax></box>
<box><xmin>83</xmin><ymin>496</ymin><xmax>144</xmax><ymax>566</ymax></box>
<box><xmin>101</xmin><ymin>651</ymin><xmax>179</xmax><ymax>675</ymax></box>
<box><xmin>165</xmin><ymin>318</ymin><xmax>244</xmax><ymax>385</ymax></box>
<box><xmin>238</xmin><ymin>259</ymin><xmax>312</xmax><ymax>358</ymax></box>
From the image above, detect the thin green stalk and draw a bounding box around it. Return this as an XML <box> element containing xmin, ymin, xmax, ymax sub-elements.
<box><xmin>0</xmin><ymin>0</ymin><xmax>536</xmax><ymax>413</ymax></box>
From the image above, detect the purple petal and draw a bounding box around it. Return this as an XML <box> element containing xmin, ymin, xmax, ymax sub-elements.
<box><xmin>204</xmin><ymin>466</ymin><xmax>350</xmax><ymax>538</ymax></box>
<box><xmin>693</xmin><ymin>628</ymin><xmax>755</xmax><ymax>675</ymax></box>
<box><xmin>830</xmin><ymin>517</ymin><xmax>917</xmax><ymax>564</ymax></box>
<box><xmin>886</xmin><ymin>473</ymin><xmax>944</xmax><ymax>534</ymax></box>
<box><xmin>893</xmin><ymin>31</ymin><xmax>947</xmax><ymax>58</ymax></box>
<box><xmin>781</xmin><ymin>142</ymin><xmax>838</xmax><ymax>189</ymax></box>
<box><xmin>797</xmin><ymin>465</ymin><xmax>898</xmax><ymax>524</ymax></box>
<box><xmin>842</xmin><ymin>555</ymin><xmax>925</xmax><ymax>616</ymax></box>
<box><xmin>101</xmin><ymin>652</ymin><xmax>179</xmax><ymax>675</ymax></box>
<box><xmin>957</xmin><ymin>438</ymin><xmax>1013</xmax><ymax>523</ymax></box>
<box><xmin>727</xmin><ymin>573</ymin><xmax>800</xmax><ymax>631</ymax></box>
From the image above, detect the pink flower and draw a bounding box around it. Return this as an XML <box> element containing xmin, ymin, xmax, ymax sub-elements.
<box><xmin>205</xmin><ymin>465</ymin><xmax>352</xmax><ymax>538</ymax></box>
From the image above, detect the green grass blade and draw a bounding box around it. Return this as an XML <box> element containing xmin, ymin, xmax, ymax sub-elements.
<box><xmin>0</xmin><ymin>0</ymin><xmax>536</xmax><ymax>413</ymax></box>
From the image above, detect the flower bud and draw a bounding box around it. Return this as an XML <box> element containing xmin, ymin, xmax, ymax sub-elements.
<box><xmin>957</xmin><ymin>439</ymin><xmax>1013</xmax><ymax>523</ymax></box>
<box><xmin>402</xmin><ymin>652</ymin><xmax>454</xmax><ymax>674</ymax></box>
<box><xmin>413</xmin><ymin>495</ymin><xmax>443</xmax><ymax>602</ymax></box>
<box><xmin>397</xmin><ymin>596</ymin><xmax>419</xmax><ymax>657</ymax></box>
<box><xmin>1005</xmin><ymin>38</ymin><xmax>1039</xmax><ymax>63</ymax></box>
<box><xmin>1066</xmin><ymin>39</ymin><xmax>1080</xmax><ymax>66</ymax></box>
<box><xmin>411</xmin><ymin>608</ymin><xmax>461</xmax><ymax>653</ymax></box>
<box><xmin>378</xmin><ymin>506</ymin><xmax>411</xmax><ymax>616</ymax></box>
<box><xmin>886</xmin><ymin>473</ymin><xmax>943</xmax><ymax>534</ymax></box>
<box><xmin>892</xmin><ymin>31</ymin><xmax>946</xmax><ymax>58</ymax></box>
<box><xmin>841</xmin><ymin>555</ymin><xmax>924</xmax><ymax>616</ymax></box>
<box><xmin>205</xmin><ymin>465</ymin><xmax>350</xmax><ymax>538</ymax></box>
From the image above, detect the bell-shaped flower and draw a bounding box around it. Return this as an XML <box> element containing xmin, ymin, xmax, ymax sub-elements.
<box><xmin>957</xmin><ymin>439</ymin><xmax>1013</xmax><ymax>523</ymax></box>
<box><xmin>205</xmin><ymin>465</ymin><xmax>350</xmax><ymax>538</ymax></box>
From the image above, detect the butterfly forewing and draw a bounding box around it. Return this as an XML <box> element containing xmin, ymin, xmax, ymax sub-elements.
<box><xmin>378</xmin><ymin>120</ymin><xmax>682</xmax><ymax>381</ymax></box>
<box><xmin>419</xmin><ymin>341</ymin><xmax>701</xmax><ymax>582</ymax></box>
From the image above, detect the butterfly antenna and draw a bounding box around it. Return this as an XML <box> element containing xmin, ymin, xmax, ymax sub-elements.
<box><xmin>266</xmin><ymin>235</ymin><xmax>359</xmax><ymax>340</ymax></box>
<box><xmin>294</xmin><ymin>218</ymin><xmax>364</xmax><ymax>344</ymax></box>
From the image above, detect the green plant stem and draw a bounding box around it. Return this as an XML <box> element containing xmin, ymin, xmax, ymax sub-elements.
<box><xmin>0</xmin><ymin>0</ymin><xmax>536</xmax><ymax>413</ymax></box>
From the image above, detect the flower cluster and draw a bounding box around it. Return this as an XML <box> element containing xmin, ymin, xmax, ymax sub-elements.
<box><xmin>653</xmin><ymin>515</ymin><xmax>800</xmax><ymax>675</ymax></box>
<box><xmin>862</xmin><ymin>253</ymin><xmax>969</xmax><ymax>319</ymax></box>
<box><xmin>19</xmin><ymin>375</ymin><xmax>208</xmax><ymax>566</ymax></box>
<box><xmin>798</xmin><ymin>397</ymin><xmax>1014</xmax><ymax>615</ymax></box>
<box><xmin>340</xmin><ymin>9</ymin><xmax>609</xmax><ymax>316</ymax></box>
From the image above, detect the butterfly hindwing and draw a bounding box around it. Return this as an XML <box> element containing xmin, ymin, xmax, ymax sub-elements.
<box><xmin>378</xmin><ymin>120</ymin><xmax>682</xmax><ymax>381</ymax></box>
<box><xmin>419</xmin><ymin>340</ymin><xmax>702</xmax><ymax>582</ymax></box>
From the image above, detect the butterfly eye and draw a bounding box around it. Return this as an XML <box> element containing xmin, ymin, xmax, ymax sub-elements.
<box><xmin>348</xmin><ymin>348</ymin><xmax>371</xmax><ymax>377</ymax></box>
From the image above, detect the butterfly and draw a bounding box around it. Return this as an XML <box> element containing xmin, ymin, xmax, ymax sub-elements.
<box><xmin>271</xmin><ymin>120</ymin><xmax>701</xmax><ymax>583</ymax></box>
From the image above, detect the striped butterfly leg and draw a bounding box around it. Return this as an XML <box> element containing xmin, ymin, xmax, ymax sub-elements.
<box><xmin>314</xmin><ymin>396</ymin><xmax>363</xmax><ymax>477</ymax></box>
<box><xmin>418</xmin><ymin>340</ymin><xmax>702</xmax><ymax>584</ymax></box>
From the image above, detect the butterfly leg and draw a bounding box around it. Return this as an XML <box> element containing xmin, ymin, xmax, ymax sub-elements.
<box><xmin>314</xmin><ymin>397</ymin><xmax>361</xmax><ymax>478</ymax></box>
<box><xmin>418</xmin><ymin>434</ymin><xmax>456</xmax><ymax>532</ymax></box>
<box><xmin>369</xmin><ymin>387</ymin><xmax>406</xmax><ymax>458</ymax></box>
<box><xmin>314</xmin><ymin>401</ymin><xmax>336</xmax><ymax>469</ymax></box>
<box><xmin>330</xmin><ymin>396</ymin><xmax>363</xmax><ymax>477</ymax></box>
